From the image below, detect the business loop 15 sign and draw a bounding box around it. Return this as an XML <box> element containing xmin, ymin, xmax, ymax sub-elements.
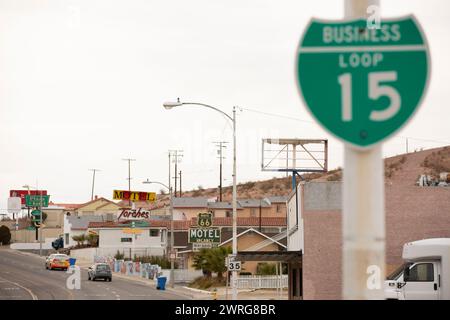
<box><xmin>296</xmin><ymin>15</ymin><xmax>430</xmax><ymax>148</ymax></box>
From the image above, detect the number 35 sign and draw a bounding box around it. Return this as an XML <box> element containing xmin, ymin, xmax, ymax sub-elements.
<box><xmin>296</xmin><ymin>15</ymin><xmax>430</xmax><ymax>148</ymax></box>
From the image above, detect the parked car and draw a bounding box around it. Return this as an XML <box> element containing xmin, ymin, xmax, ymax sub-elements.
<box><xmin>51</xmin><ymin>236</ymin><xmax>64</xmax><ymax>250</ymax></box>
<box><xmin>45</xmin><ymin>254</ymin><xmax>70</xmax><ymax>270</ymax></box>
<box><xmin>88</xmin><ymin>263</ymin><xmax>112</xmax><ymax>282</ymax></box>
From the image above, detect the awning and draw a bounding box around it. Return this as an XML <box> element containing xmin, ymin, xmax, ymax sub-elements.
<box><xmin>235</xmin><ymin>250</ymin><xmax>302</xmax><ymax>262</ymax></box>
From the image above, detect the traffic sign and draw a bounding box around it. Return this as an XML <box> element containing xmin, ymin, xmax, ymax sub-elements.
<box><xmin>228</xmin><ymin>260</ymin><xmax>241</xmax><ymax>271</ymax></box>
<box><xmin>296</xmin><ymin>15</ymin><xmax>430</xmax><ymax>148</ymax></box>
<box><xmin>25</xmin><ymin>195</ymin><xmax>50</xmax><ymax>207</ymax></box>
<box><xmin>188</xmin><ymin>227</ymin><xmax>221</xmax><ymax>244</ymax></box>
<box><xmin>197</xmin><ymin>213</ymin><xmax>212</xmax><ymax>228</ymax></box>
<box><xmin>7</xmin><ymin>197</ymin><xmax>21</xmax><ymax>214</ymax></box>
<box><xmin>193</xmin><ymin>242</ymin><xmax>218</xmax><ymax>252</ymax></box>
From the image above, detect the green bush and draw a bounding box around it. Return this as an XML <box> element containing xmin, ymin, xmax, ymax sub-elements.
<box><xmin>256</xmin><ymin>263</ymin><xmax>277</xmax><ymax>275</ymax></box>
<box><xmin>189</xmin><ymin>276</ymin><xmax>227</xmax><ymax>289</ymax></box>
<box><xmin>114</xmin><ymin>250</ymin><xmax>125</xmax><ymax>260</ymax></box>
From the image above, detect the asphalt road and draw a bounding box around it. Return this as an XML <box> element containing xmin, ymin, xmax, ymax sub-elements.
<box><xmin>0</xmin><ymin>247</ymin><xmax>189</xmax><ymax>300</ymax></box>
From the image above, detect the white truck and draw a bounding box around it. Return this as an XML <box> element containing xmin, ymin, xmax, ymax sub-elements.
<box><xmin>384</xmin><ymin>238</ymin><xmax>450</xmax><ymax>300</ymax></box>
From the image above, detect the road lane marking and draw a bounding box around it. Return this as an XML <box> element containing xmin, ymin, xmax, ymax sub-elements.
<box><xmin>0</xmin><ymin>276</ymin><xmax>38</xmax><ymax>300</ymax></box>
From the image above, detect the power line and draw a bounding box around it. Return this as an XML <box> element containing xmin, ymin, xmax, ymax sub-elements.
<box><xmin>240</xmin><ymin>107</ymin><xmax>450</xmax><ymax>146</ymax></box>
<box><xmin>239</xmin><ymin>107</ymin><xmax>314</xmax><ymax>123</ymax></box>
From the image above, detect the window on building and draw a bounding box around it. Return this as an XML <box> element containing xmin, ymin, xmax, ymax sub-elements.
<box><xmin>225</xmin><ymin>211</ymin><xmax>232</xmax><ymax>218</ymax></box>
<box><xmin>250</xmin><ymin>208</ymin><xmax>257</xmax><ymax>217</ymax></box>
<box><xmin>121</xmin><ymin>238</ymin><xmax>132</xmax><ymax>243</ymax></box>
<box><xmin>150</xmin><ymin>229</ymin><xmax>159</xmax><ymax>237</ymax></box>
<box><xmin>65</xmin><ymin>233</ymin><xmax>69</xmax><ymax>244</ymax></box>
<box><xmin>408</xmin><ymin>263</ymin><xmax>434</xmax><ymax>282</ymax></box>
<box><xmin>276</xmin><ymin>204</ymin><xmax>281</xmax><ymax>213</ymax></box>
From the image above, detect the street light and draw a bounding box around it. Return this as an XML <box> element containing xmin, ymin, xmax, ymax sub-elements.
<box><xmin>163</xmin><ymin>99</ymin><xmax>238</xmax><ymax>300</ymax></box>
<box><xmin>143</xmin><ymin>179</ymin><xmax>175</xmax><ymax>288</ymax></box>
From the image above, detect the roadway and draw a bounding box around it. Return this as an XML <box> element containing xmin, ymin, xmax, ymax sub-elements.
<box><xmin>0</xmin><ymin>247</ymin><xmax>189</xmax><ymax>300</ymax></box>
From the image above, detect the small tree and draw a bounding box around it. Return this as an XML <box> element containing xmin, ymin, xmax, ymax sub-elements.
<box><xmin>72</xmin><ymin>234</ymin><xmax>87</xmax><ymax>247</ymax></box>
<box><xmin>192</xmin><ymin>247</ymin><xmax>231</xmax><ymax>279</ymax></box>
<box><xmin>87</xmin><ymin>233</ymin><xmax>99</xmax><ymax>247</ymax></box>
<box><xmin>114</xmin><ymin>250</ymin><xmax>125</xmax><ymax>260</ymax></box>
<box><xmin>192</xmin><ymin>249</ymin><xmax>212</xmax><ymax>278</ymax></box>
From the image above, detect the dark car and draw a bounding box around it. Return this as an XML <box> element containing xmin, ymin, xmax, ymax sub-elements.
<box><xmin>88</xmin><ymin>263</ymin><xmax>112</xmax><ymax>282</ymax></box>
<box><xmin>52</xmin><ymin>237</ymin><xmax>64</xmax><ymax>250</ymax></box>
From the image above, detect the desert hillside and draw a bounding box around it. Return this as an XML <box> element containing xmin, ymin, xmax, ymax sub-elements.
<box><xmin>170</xmin><ymin>146</ymin><xmax>450</xmax><ymax>201</ymax></box>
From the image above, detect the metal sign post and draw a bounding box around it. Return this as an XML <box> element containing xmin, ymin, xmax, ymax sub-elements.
<box><xmin>296</xmin><ymin>0</ymin><xmax>430</xmax><ymax>299</ymax></box>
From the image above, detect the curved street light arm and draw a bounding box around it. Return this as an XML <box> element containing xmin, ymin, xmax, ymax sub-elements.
<box><xmin>179</xmin><ymin>102</ymin><xmax>233</xmax><ymax>122</ymax></box>
<box><xmin>143</xmin><ymin>180</ymin><xmax>170</xmax><ymax>191</ymax></box>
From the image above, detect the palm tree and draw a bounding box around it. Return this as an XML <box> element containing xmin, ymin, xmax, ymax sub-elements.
<box><xmin>192</xmin><ymin>246</ymin><xmax>231</xmax><ymax>279</ymax></box>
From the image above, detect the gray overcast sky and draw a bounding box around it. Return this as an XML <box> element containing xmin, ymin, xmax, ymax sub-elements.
<box><xmin>1</xmin><ymin>0</ymin><xmax>449</xmax><ymax>213</ymax></box>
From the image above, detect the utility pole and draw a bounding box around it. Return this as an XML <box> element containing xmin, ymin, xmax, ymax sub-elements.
<box><xmin>122</xmin><ymin>158</ymin><xmax>136</xmax><ymax>206</ymax></box>
<box><xmin>343</xmin><ymin>0</ymin><xmax>384</xmax><ymax>300</ymax></box>
<box><xmin>179</xmin><ymin>170</ymin><xmax>182</xmax><ymax>197</ymax></box>
<box><xmin>89</xmin><ymin>169</ymin><xmax>101</xmax><ymax>201</ymax></box>
<box><xmin>213</xmin><ymin>141</ymin><xmax>228</xmax><ymax>202</ymax></box>
<box><xmin>169</xmin><ymin>150</ymin><xmax>183</xmax><ymax>198</ymax></box>
<box><xmin>406</xmin><ymin>137</ymin><xmax>409</xmax><ymax>154</ymax></box>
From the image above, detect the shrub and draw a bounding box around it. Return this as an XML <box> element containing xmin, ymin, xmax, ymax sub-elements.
<box><xmin>0</xmin><ymin>226</ymin><xmax>11</xmax><ymax>245</ymax></box>
<box><xmin>87</xmin><ymin>233</ymin><xmax>99</xmax><ymax>247</ymax></box>
<box><xmin>114</xmin><ymin>250</ymin><xmax>125</xmax><ymax>260</ymax></box>
<box><xmin>256</xmin><ymin>263</ymin><xmax>277</xmax><ymax>275</ymax></box>
<box><xmin>189</xmin><ymin>276</ymin><xmax>227</xmax><ymax>289</ymax></box>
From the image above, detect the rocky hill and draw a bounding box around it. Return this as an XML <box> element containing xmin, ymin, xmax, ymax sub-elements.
<box><xmin>177</xmin><ymin>146</ymin><xmax>450</xmax><ymax>201</ymax></box>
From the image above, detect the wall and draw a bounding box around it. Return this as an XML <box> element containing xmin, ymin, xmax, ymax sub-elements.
<box><xmin>76</xmin><ymin>199</ymin><xmax>120</xmax><ymax>216</ymax></box>
<box><xmin>70</xmin><ymin>247</ymin><xmax>166</xmax><ymax>265</ymax></box>
<box><xmin>10</xmin><ymin>228</ymin><xmax>62</xmax><ymax>243</ymax></box>
<box><xmin>98</xmin><ymin>228</ymin><xmax>166</xmax><ymax>250</ymax></box>
<box><xmin>301</xmin><ymin>179</ymin><xmax>450</xmax><ymax>300</ymax></box>
<box><xmin>41</xmin><ymin>208</ymin><xmax>65</xmax><ymax>228</ymax></box>
<box><xmin>172</xmin><ymin>208</ymin><xmax>206</xmax><ymax>220</ymax></box>
<box><xmin>65</xmin><ymin>230</ymin><xmax>85</xmax><ymax>248</ymax></box>
<box><xmin>302</xmin><ymin>181</ymin><xmax>342</xmax><ymax>300</ymax></box>
<box><xmin>287</xmin><ymin>185</ymin><xmax>303</xmax><ymax>252</ymax></box>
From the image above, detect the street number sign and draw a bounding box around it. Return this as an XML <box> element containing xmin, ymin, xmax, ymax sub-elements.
<box><xmin>228</xmin><ymin>261</ymin><xmax>241</xmax><ymax>271</ymax></box>
<box><xmin>197</xmin><ymin>213</ymin><xmax>213</xmax><ymax>227</ymax></box>
<box><xmin>296</xmin><ymin>15</ymin><xmax>430</xmax><ymax>148</ymax></box>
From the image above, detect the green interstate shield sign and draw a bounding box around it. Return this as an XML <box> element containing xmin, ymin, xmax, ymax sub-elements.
<box><xmin>296</xmin><ymin>15</ymin><xmax>430</xmax><ymax>148</ymax></box>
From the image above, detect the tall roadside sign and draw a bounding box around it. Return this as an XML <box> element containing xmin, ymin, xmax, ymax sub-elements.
<box><xmin>297</xmin><ymin>15</ymin><xmax>429</xmax><ymax>148</ymax></box>
<box><xmin>295</xmin><ymin>0</ymin><xmax>430</xmax><ymax>299</ymax></box>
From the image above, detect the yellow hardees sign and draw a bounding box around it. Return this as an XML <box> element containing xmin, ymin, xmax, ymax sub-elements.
<box><xmin>113</xmin><ymin>190</ymin><xmax>156</xmax><ymax>202</ymax></box>
<box><xmin>122</xmin><ymin>228</ymin><xmax>143</xmax><ymax>235</ymax></box>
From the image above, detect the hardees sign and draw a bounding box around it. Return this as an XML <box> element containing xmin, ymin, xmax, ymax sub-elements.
<box><xmin>118</xmin><ymin>208</ymin><xmax>150</xmax><ymax>220</ymax></box>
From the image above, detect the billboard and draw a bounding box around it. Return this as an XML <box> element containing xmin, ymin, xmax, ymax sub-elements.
<box><xmin>113</xmin><ymin>190</ymin><xmax>156</xmax><ymax>202</ymax></box>
<box><xmin>188</xmin><ymin>227</ymin><xmax>221</xmax><ymax>244</ymax></box>
<box><xmin>9</xmin><ymin>190</ymin><xmax>48</xmax><ymax>205</ymax></box>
